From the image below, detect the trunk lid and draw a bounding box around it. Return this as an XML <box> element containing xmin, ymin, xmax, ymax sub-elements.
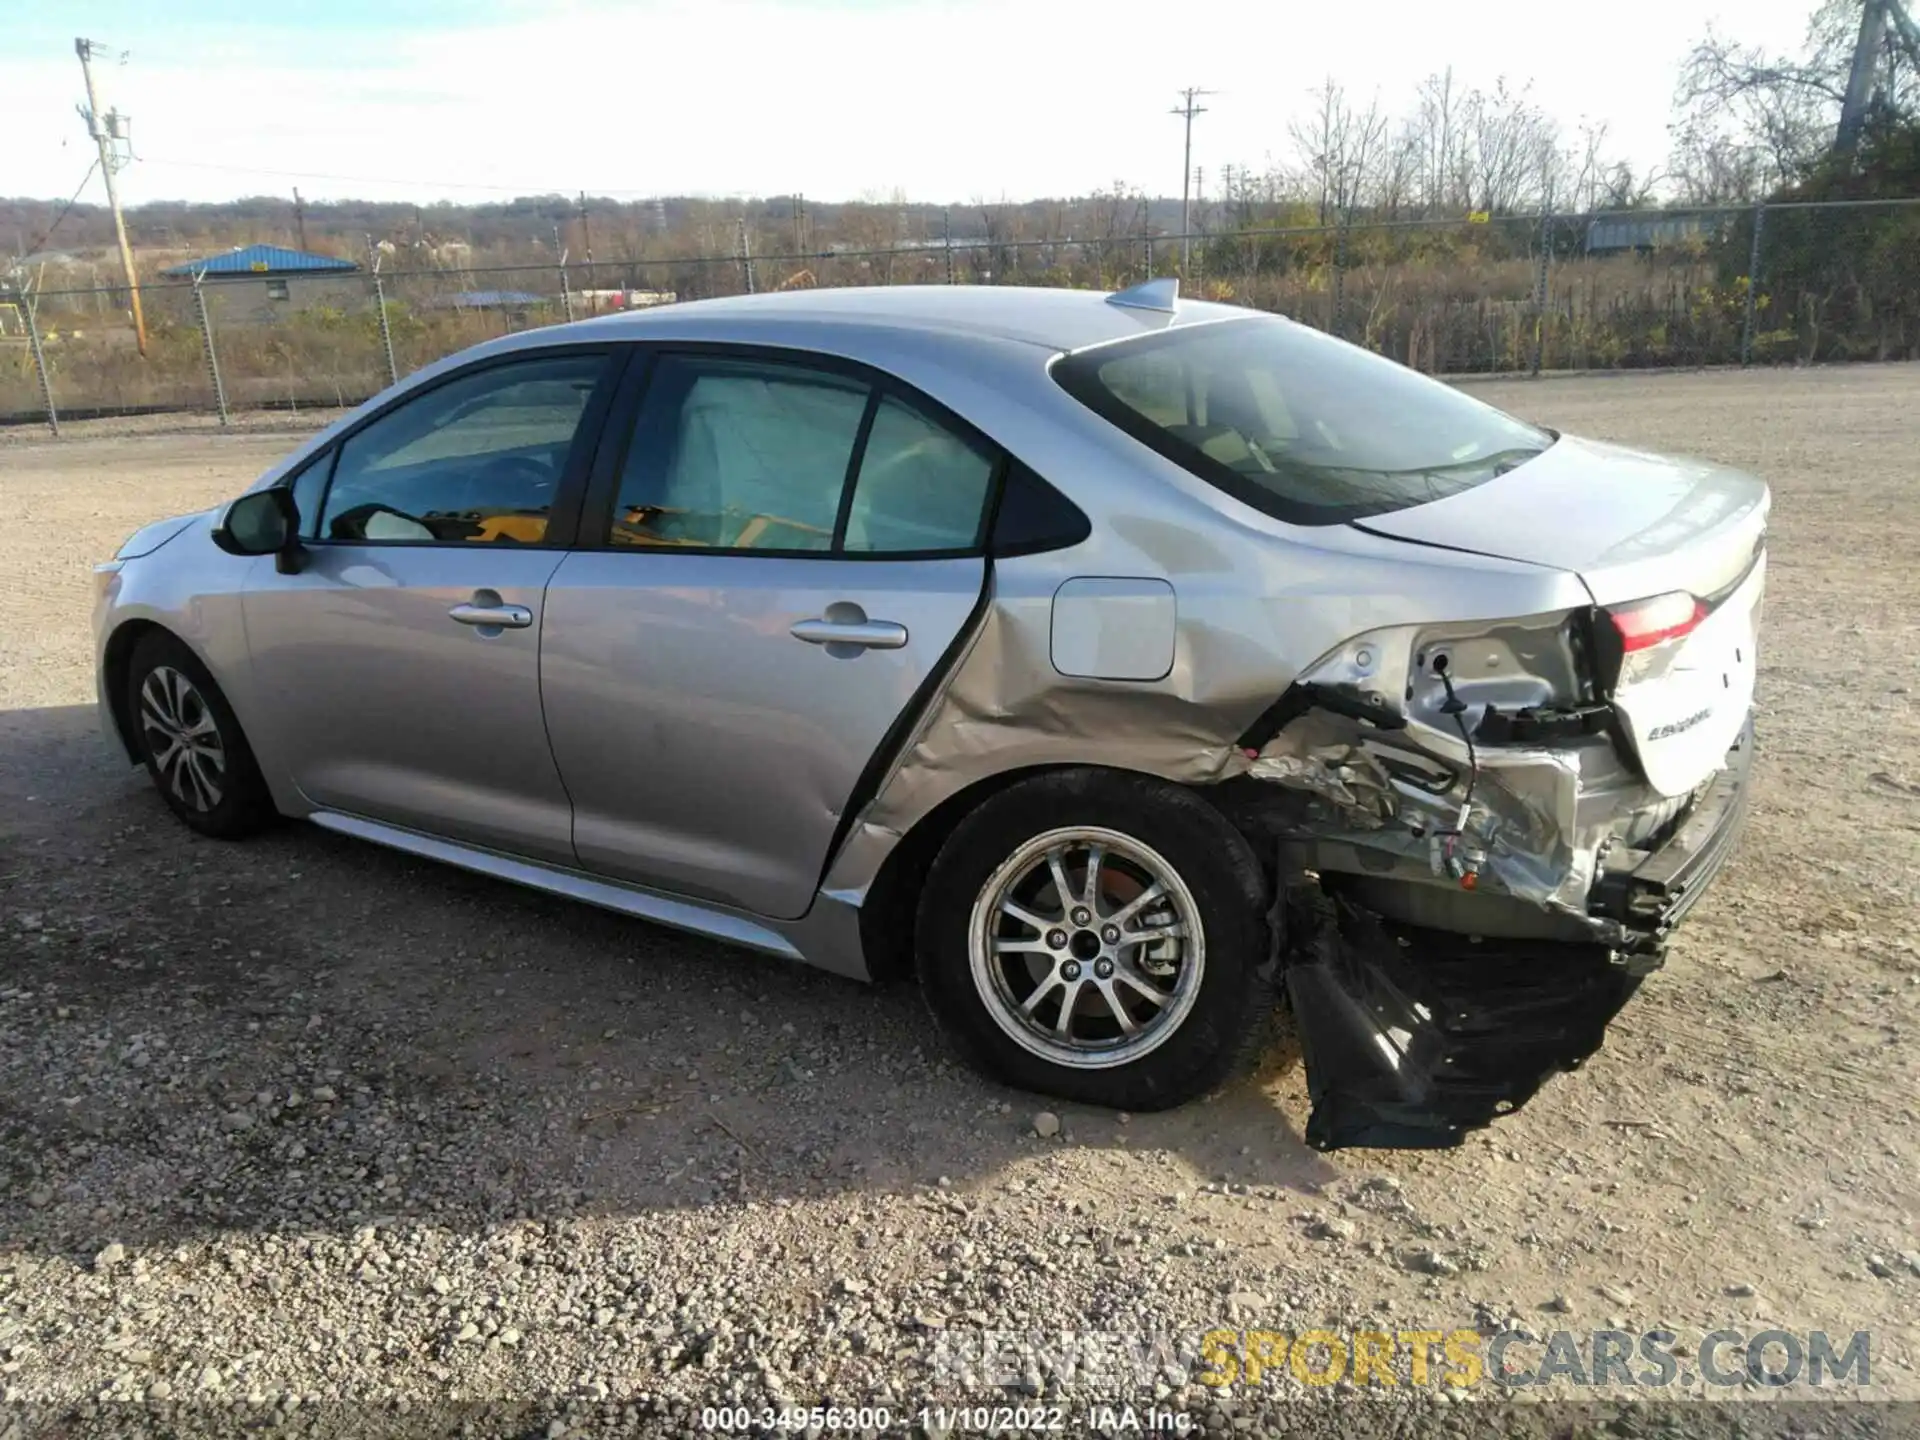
<box><xmin>1356</xmin><ymin>434</ymin><xmax>1769</xmax><ymax>797</ymax></box>
<box><xmin>1354</xmin><ymin>434</ymin><xmax>1769</xmax><ymax>605</ymax></box>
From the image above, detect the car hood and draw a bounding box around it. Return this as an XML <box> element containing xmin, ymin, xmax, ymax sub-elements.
<box><xmin>1353</xmin><ymin>434</ymin><xmax>1770</xmax><ymax>606</ymax></box>
<box><xmin>114</xmin><ymin>509</ymin><xmax>216</xmax><ymax>560</ymax></box>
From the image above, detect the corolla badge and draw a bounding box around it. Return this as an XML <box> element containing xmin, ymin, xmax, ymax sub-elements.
<box><xmin>1648</xmin><ymin>707</ymin><xmax>1713</xmax><ymax>741</ymax></box>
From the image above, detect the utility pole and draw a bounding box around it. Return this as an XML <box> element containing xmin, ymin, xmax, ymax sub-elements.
<box><xmin>1837</xmin><ymin>0</ymin><xmax>1891</xmax><ymax>155</ymax></box>
<box><xmin>1170</xmin><ymin>86</ymin><xmax>1216</xmax><ymax>275</ymax></box>
<box><xmin>554</xmin><ymin>223</ymin><xmax>575</xmax><ymax>324</ymax></box>
<box><xmin>293</xmin><ymin>187</ymin><xmax>309</xmax><ymax>251</ymax></box>
<box><xmin>577</xmin><ymin>192</ymin><xmax>594</xmax><ymax>312</ymax></box>
<box><xmin>793</xmin><ymin>193</ymin><xmax>805</xmax><ymax>256</ymax></box>
<box><xmin>74</xmin><ymin>37</ymin><xmax>146</xmax><ymax>356</ymax></box>
<box><xmin>1836</xmin><ymin>0</ymin><xmax>1920</xmax><ymax>156</ymax></box>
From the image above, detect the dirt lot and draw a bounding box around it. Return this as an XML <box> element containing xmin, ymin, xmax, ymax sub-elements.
<box><xmin>2</xmin><ymin>369</ymin><xmax>1918</xmax><ymax>1434</ymax></box>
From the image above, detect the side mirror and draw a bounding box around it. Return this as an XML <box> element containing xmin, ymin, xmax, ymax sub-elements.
<box><xmin>212</xmin><ymin>488</ymin><xmax>306</xmax><ymax>573</ymax></box>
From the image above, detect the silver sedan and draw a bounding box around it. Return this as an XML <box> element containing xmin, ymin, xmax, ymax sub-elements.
<box><xmin>92</xmin><ymin>281</ymin><xmax>1767</xmax><ymax>1149</ymax></box>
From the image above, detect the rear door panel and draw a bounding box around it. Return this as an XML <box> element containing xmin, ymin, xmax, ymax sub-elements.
<box><xmin>538</xmin><ymin>343</ymin><xmax>999</xmax><ymax>920</ymax></box>
<box><xmin>540</xmin><ymin>552</ymin><xmax>985</xmax><ymax>917</ymax></box>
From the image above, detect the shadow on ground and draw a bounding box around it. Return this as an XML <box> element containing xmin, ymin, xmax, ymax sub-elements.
<box><xmin>0</xmin><ymin>703</ymin><xmax>1334</xmax><ymax>1260</ymax></box>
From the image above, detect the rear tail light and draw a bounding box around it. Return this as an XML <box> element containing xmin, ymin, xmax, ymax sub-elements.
<box><xmin>1607</xmin><ymin>591</ymin><xmax>1707</xmax><ymax>653</ymax></box>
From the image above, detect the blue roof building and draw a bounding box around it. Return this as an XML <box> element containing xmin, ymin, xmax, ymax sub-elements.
<box><xmin>161</xmin><ymin>244</ymin><xmax>360</xmax><ymax>278</ymax></box>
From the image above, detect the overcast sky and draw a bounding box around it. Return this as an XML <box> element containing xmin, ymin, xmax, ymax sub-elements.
<box><xmin>2</xmin><ymin>0</ymin><xmax>1817</xmax><ymax>209</ymax></box>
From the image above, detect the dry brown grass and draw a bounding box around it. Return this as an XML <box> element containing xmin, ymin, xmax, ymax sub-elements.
<box><xmin>1</xmin><ymin>227</ymin><xmax>1905</xmax><ymax>425</ymax></box>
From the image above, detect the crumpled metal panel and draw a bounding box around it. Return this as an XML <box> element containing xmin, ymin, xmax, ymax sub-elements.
<box><xmin>1239</xmin><ymin>711</ymin><xmax>1395</xmax><ymax>826</ymax></box>
<box><xmin>827</xmin><ymin>579</ymin><xmax>1658</xmax><ymax>959</ymax></box>
<box><xmin>842</xmin><ymin>592</ymin><xmax>1259</xmax><ymax>852</ymax></box>
<box><xmin>1225</xmin><ymin>712</ymin><xmax>1641</xmax><ymax>945</ymax></box>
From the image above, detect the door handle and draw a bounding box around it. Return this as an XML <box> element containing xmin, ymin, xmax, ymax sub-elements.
<box><xmin>449</xmin><ymin>601</ymin><xmax>533</xmax><ymax>629</ymax></box>
<box><xmin>790</xmin><ymin>617</ymin><xmax>909</xmax><ymax>650</ymax></box>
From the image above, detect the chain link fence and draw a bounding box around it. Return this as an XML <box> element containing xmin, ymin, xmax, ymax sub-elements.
<box><xmin>4</xmin><ymin>196</ymin><xmax>1917</xmax><ymax>432</ymax></box>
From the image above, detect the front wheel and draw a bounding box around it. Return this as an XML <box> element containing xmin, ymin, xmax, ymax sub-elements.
<box><xmin>126</xmin><ymin>630</ymin><xmax>277</xmax><ymax>839</ymax></box>
<box><xmin>915</xmin><ymin>770</ymin><xmax>1271</xmax><ymax>1111</ymax></box>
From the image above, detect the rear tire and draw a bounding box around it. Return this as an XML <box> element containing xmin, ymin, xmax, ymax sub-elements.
<box><xmin>915</xmin><ymin>769</ymin><xmax>1271</xmax><ymax>1111</ymax></box>
<box><xmin>126</xmin><ymin>630</ymin><xmax>276</xmax><ymax>840</ymax></box>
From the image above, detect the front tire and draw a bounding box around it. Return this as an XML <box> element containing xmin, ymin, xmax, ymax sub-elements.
<box><xmin>126</xmin><ymin>630</ymin><xmax>276</xmax><ymax>839</ymax></box>
<box><xmin>915</xmin><ymin>769</ymin><xmax>1271</xmax><ymax>1111</ymax></box>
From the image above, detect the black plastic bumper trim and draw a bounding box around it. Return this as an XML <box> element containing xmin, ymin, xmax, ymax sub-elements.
<box><xmin>1287</xmin><ymin>903</ymin><xmax>1642</xmax><ymax>1152</ymax></box>
<box><xmin>1589</xmin><ymin>720</ymin><xmax>1754</xmax><ymax>948</ymax></box>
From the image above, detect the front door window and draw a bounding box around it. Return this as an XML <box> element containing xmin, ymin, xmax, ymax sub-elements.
<box><xmin>316</xmin><ymin>355</ymin><xmax>605</xmax><ymax>545</ymax></box>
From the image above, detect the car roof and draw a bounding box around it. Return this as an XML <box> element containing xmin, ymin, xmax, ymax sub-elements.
<box><xmin>558</xmin><ymin>284</ymin><xmax>1251</xmax><ymax>354</ymax></box>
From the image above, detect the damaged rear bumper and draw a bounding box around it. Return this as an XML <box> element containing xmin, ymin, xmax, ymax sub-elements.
<box><xmin>1589</xmin><ymin>724</ymin><xmax>1755</xmax><ymax>956</ymax></box>
<box><xmin>1286</xmin><ymin>722</ymin><xmax>1752</xmax><ymax>1151</ymax></box>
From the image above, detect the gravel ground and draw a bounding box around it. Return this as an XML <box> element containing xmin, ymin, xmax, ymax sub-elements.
<box><xmin>2</xmin><ymin>368</ymin><xmax>1918</xmax><ymax>1437</ymax></box>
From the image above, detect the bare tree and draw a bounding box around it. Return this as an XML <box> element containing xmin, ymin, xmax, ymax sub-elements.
<box><xmin>1677</xmin><ymin>23</ymin><xmax>1848</xmax><ymax>182</ymax></box>
<box><xmin>970</xmin><ymin>194</ymin><xmax>1020</xmax><ymax>282</ymax></box>
<box><xmin>1215</xmin><ymin>63</ymin><xmax>1658</xmax><ymax>225</ymax></box>
<box><xmin>1666</xmin><ymin>123</ymin><xmax>1772</xmax><ymax>203</ymax></box>
<box><xmin>1410</xmin><ymin>68</ymin><xmax>1469</xmax><ymax>211</ymax></box>
<box><xmin>1459</xmin><ymin>79</ymin><xmax>1561</xmax><ymax>213</ymax></box>
<box><xmin>1374</xmin><ymin>121</ymin><xmax>1423</xmax><ymax>218</ymax></box>
<box><xmin>1561</xmin><ymin>120</ymin><xmax>1661</xmax><ymax>212</ymax></box>
<box><xmin>1289</xmin><ymin>81</ymin><xmax>1391</xmax><ymax>223</ymax></box>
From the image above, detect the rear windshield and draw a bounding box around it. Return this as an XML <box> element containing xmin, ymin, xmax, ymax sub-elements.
<box><xmin>1051</xmin><ymin>316</ymin><xmax>1553</xmax><ymax>525</ymax></box>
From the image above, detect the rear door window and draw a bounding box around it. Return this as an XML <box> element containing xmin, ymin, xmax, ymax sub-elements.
<box><xmin>1052</xmin><ymin>316</ymin><xmax>1552</xmax><ymax>524</ymax></box>
<box><xmin>607</xmin><ymin>354</ymin><xmax>1000</xmax><ymax>557</ymax></box>
<box><xmin>611</xmin><ymin>356</ymin><xmax>868</xmax><ymax>552</ymax></box>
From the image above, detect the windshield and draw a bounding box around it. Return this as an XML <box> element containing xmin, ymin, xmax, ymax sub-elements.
<box><xmin>1051</xmin><ymin>315</ymin><xmax>1553</xmax><ymax>524</ymax></box>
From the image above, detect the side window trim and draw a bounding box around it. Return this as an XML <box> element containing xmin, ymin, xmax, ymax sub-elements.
<box><xmin>311</xmin><ymin>448</ymin><xmax>342</xmax><ymax>539</ymax></box>
<box><xmin>978</xmin><ymin>455</ymin><xmax>1011</xmax><ymax>553</ymax></box>
<box><xmin>985</xmin><ymin>458</ymin><xmax>1091</xmax><ymax>558</ymax></box>
<box><xmin>291</xmin><ymin>345</ymin><xmax>624</xmax><ymax>550</ymax></box>
<box><xmin>277</xmin><ymin>446</ymin><xmax>342</xmax><ymax>540</ymax></box>
<box><xmin>827</xmin><ymin>389</ymin><xmax>883</xmax><ymax>553</ymax></box>
<box><xmin>582</xmin><ymin>341</ymin><xmax>1017</xmax><ymax>562</ymax></box>
<box><xmin>574</xmin><ymin>349</ymin><xmax>657</xmax><ymax>551</ymax></box>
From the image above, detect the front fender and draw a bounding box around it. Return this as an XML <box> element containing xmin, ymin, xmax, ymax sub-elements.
<box><xmin>93</xmin><ymin>525</ymin><xmax>277</xmax><ymax>787</ymax></box>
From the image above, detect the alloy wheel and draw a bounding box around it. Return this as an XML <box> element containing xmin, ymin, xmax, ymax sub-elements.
<box><xmin>967</xmin><ymin>826</ymin><xmax>1205</xmax><ymax>1069</ymax></box>
<box><xmin>139</xmin><ymin>665</ymin><xmax>227</xmax><ymax>813</ymax></box>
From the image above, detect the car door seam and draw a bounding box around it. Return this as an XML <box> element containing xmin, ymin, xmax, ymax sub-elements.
<box><xmin>531</xmin><ymin>551</ymin><xmax>582</xmax><ymax>844</ymax></box>
<box><xmin>803</xmin><ymin>556</ymin><xmax>998</xmax><ymax>909</ymax></box>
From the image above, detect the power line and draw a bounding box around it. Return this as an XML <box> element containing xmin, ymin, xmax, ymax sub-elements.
<box><xmin>134</xmin><ymin>154</ymin><xmax>670</xmax><ymax>199</ymax></box>
<box><xmin>21</xmin><ymin>157</ymin><xmax>100</xmax><ymax>258</ymax></box>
